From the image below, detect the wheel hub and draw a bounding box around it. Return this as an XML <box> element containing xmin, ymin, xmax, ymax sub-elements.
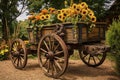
<box><xmin>47</xmin><ymin>51</ymin><xmax>54</xmax><ymax>60</ymax></box>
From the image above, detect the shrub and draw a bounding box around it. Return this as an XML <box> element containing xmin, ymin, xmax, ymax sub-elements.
<box><xmin>106</xmin><ymin>17</ymin><xmax>120</xmax><ymax>75</ymax></box>
<box><xmin>0</xmin><ymin>39</ymin><xmax>9</xmax><ymax>61</ymax></box>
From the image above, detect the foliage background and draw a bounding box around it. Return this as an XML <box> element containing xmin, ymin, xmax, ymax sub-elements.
<box><xmin>106</xmin><ymin>17</ymin><xmax>120</xmax><ymax>75</ymax></box>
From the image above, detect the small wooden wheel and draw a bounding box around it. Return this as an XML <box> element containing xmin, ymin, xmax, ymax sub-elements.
<box><xmin>79</xmin><ymin>50</ymin><xmax>106</xmax><ymax>67</ymax></box>
<box><xmin>10</xmin><ymin>39</ymin><xmax>27</xmax><ymax>69</ymax></box>
<box><xmin>37</xmin><ymin>33</ymin><xmax>68</xmax><ymax>78</ymax></box>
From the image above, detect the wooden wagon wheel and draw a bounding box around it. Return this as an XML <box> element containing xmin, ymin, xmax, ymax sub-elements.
<box><xmin>10</xmin><ymin>39</ymin><xmax>27</xmax><ymax>69</ymax></box>
<box><xmin>37</xmin><ymin>33</ymin><xmax>68</xmax><ymax>78</ymax></box>
<box><xmin>79</xmin><ymin>50</ymin><xmax>106</xmax><ymax>67</ymax></box>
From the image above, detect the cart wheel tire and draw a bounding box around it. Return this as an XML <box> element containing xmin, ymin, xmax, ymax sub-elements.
<box><xmin>79</xmin><ymin>50</ymin><xmax>106</xmax><ymax>67</ymax></box>
<box><xmin>10</xmin><ymin>39</ymin><xmax>27</xmax><ymax>69</ymax></box>
<box><xmin>37</xmin><ymin>33</ymin><xmax>68</xmax><ymax>78</ymax></box>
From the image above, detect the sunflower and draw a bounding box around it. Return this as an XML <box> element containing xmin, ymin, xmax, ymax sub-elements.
<box><xmin>41</xmin><ymin>9</ymin><xmax>48</xmax><ymax>14</ymax></box>
<box><xmin>87</xmin><ymin>8</ymin><xmax>91</xmax><ymax>12</ymax></box>
<box><xmin>45</xmin><ymin>14</ymin><xmax>50</xmax><ymax>19</ymax></box>
<box><xmin>80</xmin><ymin>2</ymin><xmax>88</xmax><ymax>9</ymax></box>
<box><xmin>81</xmin><ymin>9</ymin><xmax>88</xmax><ymax>16</ymax></box>
<box><xmin>57</xmin><ymin>10</ymin><xmax>62</xmax><ymax>14</ymax></box>
<box><xmin>76</xmin><ymin>5</ymin><xmax>81</xmax><ymax>14</ymax></box>
<box><xmin>57</xmin><ymin>14</ymin><xmax>65</xmax><ymax>22</ymax></box>
<box><xmin>88</xmin><ymin>11</ymin><xmax>94</xmax><ymax>18</ymax></box>
<box><xmin>90</xmin><ymin>15</ymin><xmax>96</xmax><ymax>22</ymax></box>
<box><xmin>40</xmin><ymin>15</ymin><xmax>46</xmax><ymax>20</ymax></box>
<box><xmin>71</xmin><ymin>3</ymin><xmax>77</xmax><ymax>10</ymax></box>
<box><xmin>61</xmin><ymin>9</ymin><xmax>66</xmax><ymax>13</ymax></box>
<box><xmin>69</xmin><ymin>9</ymin><xmax>76</xmax><ymax>16</ymax></box>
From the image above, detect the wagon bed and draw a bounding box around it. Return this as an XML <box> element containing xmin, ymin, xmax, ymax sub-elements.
<box><xmin>27</xmin><ymin>22</ymin><xmax>108</xmax><ymax>44</ymax></box>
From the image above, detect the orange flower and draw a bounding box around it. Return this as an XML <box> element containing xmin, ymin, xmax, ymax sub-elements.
<box><xmin>49</xmin><ymin>7</ymin><xmax>56</xmax><ymax>13</ymax></box>
<box><xmin>35</xmin><ymin>15</ymin><xmax>40</xmax><ymax>20</ymax></box>
<box><xmin>41</xmin><ymin>9</ymin><xmax>48</xmax><ymax>14</ymax></box>
<box><xmin>28</xmin><ymin>15</ymin><xmax>35</xmax><ymax>20</ymax></box>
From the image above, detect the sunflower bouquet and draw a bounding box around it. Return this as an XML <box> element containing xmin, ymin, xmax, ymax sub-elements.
<box><xmin>57</xmin><ymin>2</ymin><xmax>96</xmax><ymax>24</ymax></box>
<box><xmin>28</xmin><ymin>7</ymin><xmax>58</xmax><ymax>27</ymax></box>
<box><xmin>28</xmin><ymin>2</ymin><xmax>96</xmax><ymax>28</ymax></box>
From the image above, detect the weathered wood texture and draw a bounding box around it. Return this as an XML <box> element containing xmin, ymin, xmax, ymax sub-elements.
<box><xmin>27</xmin><ymin>22</ymin><xmax>108</xmax><ymax>44</ymax></box>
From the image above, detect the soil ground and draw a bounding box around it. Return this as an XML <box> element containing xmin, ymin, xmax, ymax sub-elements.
<box><xmin>0</xmin><ymin>57</ymin><xmax>120</xmax><ymax>80</ymax></box>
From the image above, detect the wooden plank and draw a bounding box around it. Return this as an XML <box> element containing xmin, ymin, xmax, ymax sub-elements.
<box><xmin>65</xmin><ymin>28</ymin><xmax>79</xmax><ymax>43</ymax></box>
<box><xmin>42</xmin><ymin>29</ymin><xmax>53</xmax><ymax>35</ymax></box>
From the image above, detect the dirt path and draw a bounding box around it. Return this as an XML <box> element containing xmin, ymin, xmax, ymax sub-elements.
<box><xmin>0</xmin><ymin>58</ymin><xmax>120</xmax><ymax>80</ymax></box>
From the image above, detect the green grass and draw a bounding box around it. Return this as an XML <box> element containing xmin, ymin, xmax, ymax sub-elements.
<box><xmin>28</xmin><ymin>54</ymin><xmax>37</xmax><ymax>59</ymax></box>
<box><xmin>69</xmin><ymin>50</ymin><xmax>80</xmax><ymax>60</ymax></box>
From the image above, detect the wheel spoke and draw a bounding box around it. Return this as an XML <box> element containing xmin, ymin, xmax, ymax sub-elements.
<box><xmin>47</xmin><ymin>60</ymin><xmax>50</xmax><ymax>73</ymax></box>
<box><xmin>95</xmin><ymin>56</ymin><xmax>101</xmax><ymax>61</ymax></box>
<box><xmin>19</xmin><ymin>57</ymin><xmax>22</xmax><ymax>66</ymax></box>
<box><xmin>43</xmin><ymin>40</ymin><xmax>50</xmax><ymax>51</ymax></box>
<box><xmin>13</xmin><ymin>57</ymin><xmax>18</xmax><ymax>64</ymax></box>
<box><xmin>40</xmin><ymin>48</ymin><xmax>48</xmax><ymax>53</ymax></box>
<box><xmin>54</xmin><ymin>50</ymin><xmax>64</xmax><ymax>56</ymax></box>
<box><xmin>92</xmin><ymin>56</ymin><xmax>96</xmax><ymax>65</ymax></box>
<box><xmin>17</xmin><ymin>57</ymin><xmax>20</xmax><ymax>67</ymax></box>
<box><xmin>47</xmin><ymin>37</ymin><xmax>52</xmax><ymax>50</ymax></box>
<box><xmin>88</xmin><ymin>55</ymin><xmax>91</xmax><ymax>64</ymax></box>
<box><xmin>82</xmin><ymin>53</ymin><xmax>88</xmax><ymax>59</ymax></box>
<box><xmin>20</xmin><ymin>53</ymin><xmax>24</xmax><ymax>57</ymax></box>
<box><xmin>51</xmin><ymin>61</ymin><xmax>54</xmax><ymax>76</ymax></box>
<box><xmin>54</xmin><ymin>60</ymin><xmax>62</xmax><ymax>71</ymax></box>
<box><xmin>51</xmin><ymin>37</ymin><xmax>55</xmax><ymax>51</ymax></box>
<box><xmin>43</xmin><ymin>58</ymin><xmax>48</xmax><ymax>67</ymax></box>
<box><xmin>54</xmin><ymin>44</ymin><xmax>60</xmax><ymax>52</ymax></box>
<box><xmin>53</xmin><ymin>61</ymin><xmax>57</xmax><ymax>74</ymax></box>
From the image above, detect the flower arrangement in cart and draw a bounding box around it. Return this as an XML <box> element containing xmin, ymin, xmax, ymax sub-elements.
<box><xmin>28</xmin><ymin>1</ymin><xmax>96</xmax><ymax>27</ymax></box>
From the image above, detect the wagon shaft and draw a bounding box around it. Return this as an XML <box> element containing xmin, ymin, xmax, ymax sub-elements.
<box><xmin>83</xmin><ymin>45</ymin><xmax>110</xmax><ymax>55</ymax></box>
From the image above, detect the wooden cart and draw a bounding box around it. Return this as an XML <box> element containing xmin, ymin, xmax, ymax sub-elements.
<box><xmin>10</xmin><ymin>22</ymin><xmax>110</xmax><ymax>78</ymax></box>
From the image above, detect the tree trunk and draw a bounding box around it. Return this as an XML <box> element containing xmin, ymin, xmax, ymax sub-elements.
<box><xmin>2</xmin><ymin>17</ymin><xmax>9</xmax><ymax>42</ymax></box>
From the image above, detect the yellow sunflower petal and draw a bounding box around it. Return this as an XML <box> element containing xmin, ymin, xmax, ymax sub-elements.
<box><xmin>45</xmin><ymin>14</ymin><xmax>51</xmax><ymax>19</ymax></box>
<box><xmin>90</xmin><ymin>16</ymin><xmax>97</xmax><ymax>22</ymax></box>
<box><xmin>40</xmin><ymin>15</ymin><xmax>46</xmax><ymax>20</ymax></box>
<box><xmin>81</xmin><ymin>9</ymin><xmax>88</xmax><ymax>16</ymax></box>
<box><xmin>72</xmin><ymin>3</ymin><xmax>77</xmax><ymax>9</ymax></box>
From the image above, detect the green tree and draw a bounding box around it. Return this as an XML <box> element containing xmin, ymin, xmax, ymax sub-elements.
<box><xmin>0</xmin><ymin>0</ymin><xmax>28</xmax><ymax>41</ymax></box>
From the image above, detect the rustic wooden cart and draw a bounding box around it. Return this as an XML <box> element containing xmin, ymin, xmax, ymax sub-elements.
<box><xmin>10</xmin><ymin>22</ymin><xmax>109</xmax><ymax>78</ymax></box>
